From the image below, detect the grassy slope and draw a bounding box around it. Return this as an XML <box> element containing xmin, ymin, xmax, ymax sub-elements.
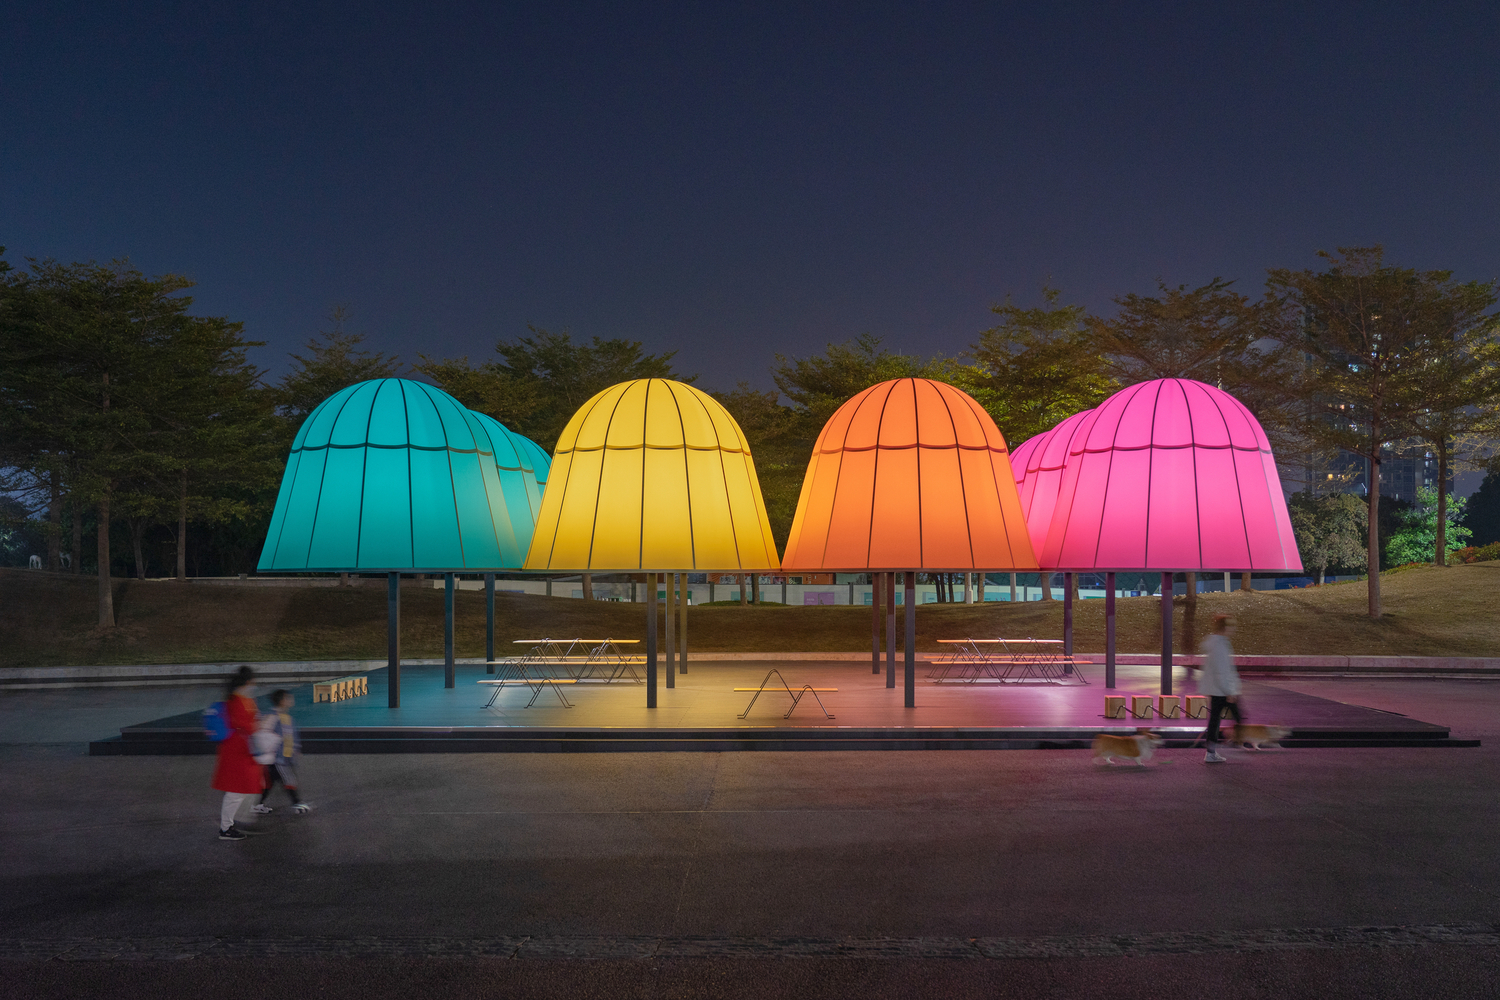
<box><xmin>3</xmin><ymin>564</ymin><xmax>1498</xmax><ymax>668</ymax></box>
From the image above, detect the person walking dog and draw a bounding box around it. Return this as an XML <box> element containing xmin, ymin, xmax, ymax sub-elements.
<box><xmin>1199</xmin><ymin>614</ymin><xmax>1243</xmax><ymax>764</ymax></box>
<box><xmin>213</xmin><ymin>666</ymin><xmax>267</xmax><ymax>840</ymax></box>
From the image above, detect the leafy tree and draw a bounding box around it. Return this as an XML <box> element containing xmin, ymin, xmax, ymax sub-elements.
<box><xmin>1463</xmin><ymin>471</ymin><xmax>1500</xmax><ymax>546</ymax></box>
<box><xmin>275</xmin><ymin>307</ymin><xmax>400</xmax><ymax>428</ymax></box>
<box><xmin>417</xmin><ymin>327</ymin><xmax>685</xmax><ymax>451</ymax></box>
<box><xmin>712</xmin><ymin>382</ymin><xmax>805</xmax><ymax>549</ymax></box>
<box><xmin>1392</xmin><ymin>283</ymin><xmax>1500</xmax><ymax>563</ymax></box>
<box><xmin>965</xmin><ymin>287</ymin><xmax>1116</xmax><ymax>445</ymax></box>
<box><xmin>1287</xmin><ymin>492</ymin><xmax>1367</xmax><ymax>584</ymax></box>
<box><xmin>1386</xmin><ymin>485</ymin><xmax>1471</xmax><ymax>566</ymax></box>
<box><xmin>1266</xmin><ymin>246</ymin><xmax>1493</xmax><ymax>617</ymax></box>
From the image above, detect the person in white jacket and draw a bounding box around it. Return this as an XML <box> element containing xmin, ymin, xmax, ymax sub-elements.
<box><xmin>1199</xmin><ymin>614</ymin><xmax>1243</xmax><ymax>763</ymax></box>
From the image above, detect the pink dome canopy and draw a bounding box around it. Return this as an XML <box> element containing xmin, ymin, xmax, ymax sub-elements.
<box><xmin>1012</xmin><ymin>408</ymin><xmax>1094</xmax><ymax>556</ymax></box>
<box><xmin>1038</xmin><ymin>379</ymin><xmax>1301</xmax><ymax>572</ymax></box>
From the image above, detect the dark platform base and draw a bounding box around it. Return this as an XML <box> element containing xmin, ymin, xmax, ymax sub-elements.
<box><xmin>90</xmin><ymin>726</ymin><xmax>1477</xmax><ymax>755</ymax></box>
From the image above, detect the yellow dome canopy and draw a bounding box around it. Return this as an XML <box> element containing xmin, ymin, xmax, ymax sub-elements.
<box><xmin>523</xmin><ymin>378</ymin><xmax>780</xmax><ymax>572</ymax></box>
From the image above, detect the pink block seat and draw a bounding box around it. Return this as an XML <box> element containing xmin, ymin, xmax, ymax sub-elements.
<box><xmin>1037</xmin><ymin>379</ymin><xmax>1302</xmax><ymax>572</ymax></box>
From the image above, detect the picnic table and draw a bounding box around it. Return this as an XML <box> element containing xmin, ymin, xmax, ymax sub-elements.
<box><xmin>482</xmin><ymin>637</ymin><xmax>645</xmax><ymax>708</ymax></box>
<box><xmin>930</xmin><ymin>637</ymin><xmax>1087</xmax><ymax>685</ymax></box>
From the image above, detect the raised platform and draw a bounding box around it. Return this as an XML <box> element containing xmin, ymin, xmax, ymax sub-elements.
<box><xmin>88</xmin><ymin>660</ymin><xmax>1475</xmax><ymax>754</ymax></box>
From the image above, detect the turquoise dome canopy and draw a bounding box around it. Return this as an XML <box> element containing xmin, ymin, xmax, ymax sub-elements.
<box><xmin>468</xmin><ymin>410</ymin><xmax>550</xmax><ymax>538</ymax></box>
<box><xmin>258</xmin><ymin>378</ymin><xmax>539</xmax><ymax>571</ymax></box>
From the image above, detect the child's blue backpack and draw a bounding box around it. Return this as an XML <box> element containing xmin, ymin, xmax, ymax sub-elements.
<box><xmin>202</xmin><ymin>701</ymin><xmax>232</xmax><ymax>742</ymax></box>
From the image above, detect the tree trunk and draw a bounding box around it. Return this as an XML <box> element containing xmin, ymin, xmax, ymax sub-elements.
<box><xmin>47</xmin><ymin>474</ymin><xmax>62</xmax><ymax>572</ymax></box>
<box><xmin>340</xmin><ymin>572</ymin><xmax>350</xmax><ymax>587</ymax></box>
<box><xmin>1038</xmin><ymin>572</ymin><xmax>1053</xmax><ymax>601</ymax></box>
<box><xmin>751</xmin><ymin>574</ymin><xmax>760</xmax><ymax>604</ymax></box>
<box><xmin>1240</xmin><ymin>572</ymin><xmax>1251</xmax><ymax>593</ymax></box>
<box><xmin>1316</xmin><ymin>566</ymin><xmax>1325</xmax><ymax>585</ymax></box>
<box><xmin>97</xmin><ymin>495</ymin><xmax>115</xmax><ymax>627</ymax></box>
<box><xmin>130</xmin><ymin>518</ymin><xmax>146</xmax><ymax>580</ymax></box>
<box><xmin>176</xmin><ymin>469</ymin><xmax>188</xmax><ymax>581</ymax></box>
<box><xmin>1184</xmin><ymin>571</ymin><xmax>1197</xmax><ymax>605</ymax></box>
<box><xmin>739</xmin><ymin>574</ymin><xmax>747</xmax><ymax>605</ymax></box>
<box><xmin>581</xmin><ymin>573</ymin><xmax>593</xmax><ymax>600</ymax></box>
<box><xmin>1367</xmin><ymin>454</ymin><xmax>1382</xmax><ymax>618</ymax></box>
<box><xmin>70</xmin><ymin>497</ymin><xmax>82</xmax><ymax>574</ymax></box>
<box><xmin>1435</xmin><ymin>447</ymin><xmax>1448</xmax><ymax>566</ymax></box>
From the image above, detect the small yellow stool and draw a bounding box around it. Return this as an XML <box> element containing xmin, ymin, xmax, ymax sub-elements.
<box><xmin>1157</xmin><ymin>695</ymin><xmax>1181</xmax><ymax>719</ymax></box>
<box><xmin>1104</xmin><ymin>696</ymin><xmax>1128</xmax><ymax>719</ymax></box>
<box><xmin>1130</xmin><ymin>695</ymin><xmax>1155</xmax><ymax>719</ymax></box>
<box><xmin>1184</xmin><ymin>695</ymin><xmax>1209</xmax><ymax>719</ymax></box>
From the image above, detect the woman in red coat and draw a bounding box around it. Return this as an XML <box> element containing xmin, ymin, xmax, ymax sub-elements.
<box><xmin>214</xmin><ymin>665</ymin><xmax>266</xmax><ymax>840</ymax></box>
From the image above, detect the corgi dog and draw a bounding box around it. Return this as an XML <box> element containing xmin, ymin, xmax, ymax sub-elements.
<box><xmin>1092</xmin><ymin>728</ymin><xmax>1164</xmax><ymax>765</ymax></box>
<box><xmin>1232</xmin><ymin>724</ymin><xmax>1290</xmax><ymax>750</ymax></box>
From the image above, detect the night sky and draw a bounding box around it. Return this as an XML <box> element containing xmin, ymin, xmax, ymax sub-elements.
<box><xmin>4</xmin><ymin>2</ymin><xmax>1498</xmax><ymax>392</ymax></box>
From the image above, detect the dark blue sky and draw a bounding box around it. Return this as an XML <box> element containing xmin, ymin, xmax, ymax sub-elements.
<box><xmin>5</xmin><ymin>2</ymin><xmax>1498</xmax><ymax>393</ymax></box>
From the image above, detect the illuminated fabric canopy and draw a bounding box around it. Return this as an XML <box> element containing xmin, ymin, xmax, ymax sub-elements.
<box><xmin>258</xmin><ymin>378</ymin><xmax>536</xmax><ymax>572</ymax></box>
<box><xmin>523</xmin><ymin>378</ymin><xmax>779</xmax><ymax>572</ymax></box>
<box><xmin>1011</xmin><ymin>408</ymin><xmax>1095</xmax><ymax>555</ymax></box>
<box><xmin>781</xmin><ymin>378</ymin><xmax>1038</xmax><ymax>571</ymax></box>
<box><xmin>1039</xmin><ymin>378</ymin><xmax>1302</xmax><ymax>572</ymax></box>
<box><xmin>468</xmin><ymin>410</ymin><xmax>549</xmax><ymax>534</ymax></box>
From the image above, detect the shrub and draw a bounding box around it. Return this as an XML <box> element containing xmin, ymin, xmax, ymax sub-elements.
<box><xmin>1452</xmin><ymin>542</ymin><xmax>1500</xmax><ymax>564</ymax></box>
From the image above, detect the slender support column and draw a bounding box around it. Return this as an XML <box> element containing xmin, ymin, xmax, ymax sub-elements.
<box><xmin>1062</xmin><ymin>572</ymin><xmax>1074</xmax><ymax>656</ymax></box>
<box><xmin>387</xmin><ymin>572</ymin><xmax>401</xmax><ymax>708</ymax></box>
<box><xmin>485</xmin><ymin>572</ymin><xmax>495</xmax><ymax>672</ymax></box>
<box><xmin>679</xmin><ymin>573</ymin><xmax>688</xmax><ymax>674</ymax></box>
<box><xmin>904</xmin><ymin>571</ymin><xmax>916</xmax><ymax>708</ymax></box>
<box><xmin>871</xmin><ymin>572</ymin><xmax>882</xmax><ymax>674</ymax></box>
<box><xmin>646</xmin><ymin>573</ymin><xmax>658</xmax><ymax>708</ymax></box>
<box><xmin>1223</xmin><ymin>571</ymin><xmax>1230</xmax><ymax>593</ymax></box>
<box><xmin>964</xmin><ymin>572</ymin><xmax>973</xmax><ymax>604</ymax></box>
<box><xmin>1161</xmin><ymin>571</ymin><xmax>1173</xmax><ymax>696</ymax></box>
<box><xmin>664</xmin><ymin>572</ymin><xmax>676</xmax><ymax>688</ymax></box>
<box><xmin>444</xmin><ymin>572</ymin><xmax>456</xmax><ymax>688</ymax></box>
<box><xmin>1009</xmin><ymin>571</ymin><xmax>1016</xmax><ymax>603</ymax></box>
<box><xmin>885</xmin><ymin>571</ymin><xmax>896</xmax><ymax>689</ymax></box>
<box><xmin>1105</xmin><ymin>571</ymin><xmax>1117</xmax><ymax>689</ymax></box>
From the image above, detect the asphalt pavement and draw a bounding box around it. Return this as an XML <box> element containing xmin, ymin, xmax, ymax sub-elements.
<box><xmin>3</xmin><ymin>677</ymin><xmax>1498</xmax><ymax>998</ymax></box>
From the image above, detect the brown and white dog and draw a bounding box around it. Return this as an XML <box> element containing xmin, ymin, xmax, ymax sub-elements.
<box><xmin>1092</xmin><ymin>728</ymin><xmax>1164</xmax><ymax>766</ymax></box>
<box><xmin>1231</xmin><ymin>724</ymin><xmax>1290</xmax><ymax>750</ymax></box>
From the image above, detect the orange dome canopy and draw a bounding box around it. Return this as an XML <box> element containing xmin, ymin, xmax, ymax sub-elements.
<box><xmin>781</xmin><ymin>378</ymin><xmax>1039</xmax><ymax>571</ymax></box>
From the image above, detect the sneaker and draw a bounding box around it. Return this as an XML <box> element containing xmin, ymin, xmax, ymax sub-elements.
<box><xmin>292</xmin><ymin>803</ymin><xmax>311</xmax><ymax>815</ymax></box>
<box><xmin>1205</xmin><ymin>750</ymin><xmax>1228</xmax><ymax>763</ymax></box>
<box><xmin>252</xmin><ymin>803</ymin><xmax>274</xmax><ymax>814</ymax></box>
<box><xmin>219</xmin><ymin>825</ymin><xmax>247</xmax><ymax>841</ymax></box>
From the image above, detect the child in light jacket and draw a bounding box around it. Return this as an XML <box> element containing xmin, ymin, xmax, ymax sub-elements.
<box><xmin>252</xmin><ymin>689</ymin><xmax>310</xmax><ymax>814</ymax></box>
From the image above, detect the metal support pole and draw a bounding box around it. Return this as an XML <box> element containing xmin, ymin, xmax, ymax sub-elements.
<box><xmin>664</xmin><ymin>571</ymin><xmax>676</xmax><ymax>688</ymax></box>
<box><xmin>964</xmin><ymin>572</ymin><xmax>973</xmax><ymax>604</ymax></box>
<box><xmin>904</xmin><ymin>571</ymin><xmax>916</xmax><ymax>708</ymax></box>
<box><xmin>1105</xmin><ymin>571</ymin><xmax>1117</xmax><ymax>689</ymax></box>
<box><xmin>1161</xmin><ymin>571</ymin><xmax>1173</xmax><ymax>696</ymax></box>
<box><xmin>485</xmin><ymin>573</ymin><xmax>495</xmax><ymax>672</ymax></box>
<box><xmin>1009</xmin><ymin>571</ymin><xmax>1016</xmax><ymax>603</ymax></box>
<box><xmin>871</xmin><ymin>572</ymin><xmax>882</xmax><ymax>674</ymax></box>
<box><xmin>679</xmin><ymin>573</ymin><xmax>688</xmax><ymax>674</ymax></box>
<box><xmin>444</xmin><ymin>572</ymin><xmax>456</xmax><ymax>688</ymax></box>
<box><xmin>387</xmin><ymin>572</ymin><xmax>401</xmax><ymax>708</ymax></box>
<box><xmin>886</xmin><ymin>571</ymin><xmax>896</xmax><ymax>689</ymax></box>
<box><xmin>646</xmin><ymin>573</ymin><xmax>658</xmax><ymax>708</ymax></box>
<box><xmin>1062</xmin><ymin>572</ymin><xmax>1074</xmax><ymax>656</ymax></box>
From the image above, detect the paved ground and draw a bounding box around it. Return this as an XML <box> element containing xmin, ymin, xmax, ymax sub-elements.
<box><xmin>3</xmin><ymin>678</ymin><xmax>1498</xmax><ymax>997</ymax></box>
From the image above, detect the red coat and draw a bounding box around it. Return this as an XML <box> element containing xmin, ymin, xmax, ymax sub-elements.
<box><xmin>212</xmin><ymin>695</ymin><xmax>265</xmax><ymax>793</ymax></box>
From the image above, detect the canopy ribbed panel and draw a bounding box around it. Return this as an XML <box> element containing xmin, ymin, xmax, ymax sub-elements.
<box><xmin>1013</xmin><ymin>408</ymin><xmax>1095</xmax><ymax>556</ymax></box>
<box><xmin>1038</xmin><ymin>378</ymin><xmax>1302</xmax><ymax>572</ymax></box>
<box><xmin>522</xmin><ymin>378</ymin><xmax>779</xmax><ymax>572</ymax></box>
<box><xmin>257</xmin><ymin>378</ymin><xmax>539</xmax><ymax>572</ymax></box>
<box><xmin>780</xmin><ymin>378</ymin><xmax>1038</xmax><ymax>572</ymax></box>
